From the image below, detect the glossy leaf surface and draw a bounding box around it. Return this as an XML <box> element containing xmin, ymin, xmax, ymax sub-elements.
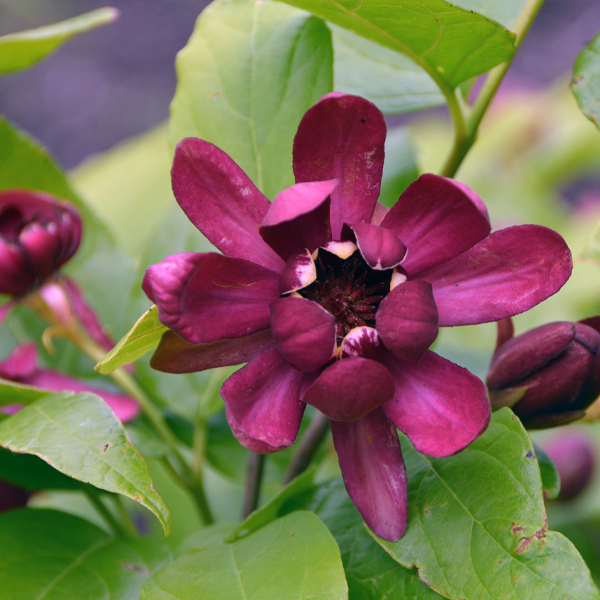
<box><xmin>0</xmin><ymin>509</ymin><xmax>171</xmax><ymax>599</ymax></box>
<box><xmin>140</xmin><ymin>511</ymin><xmax>348</xmax><ymax>599</ymax></box>
<box><xmin>0</xmin><ymin>392</ymin><xmax>171</xmax><ymax>535</ymax></box>
<box><xmin>169</xmin><ymin>0</ymin><xmax>333</xmax><ymax>199</ymax></box>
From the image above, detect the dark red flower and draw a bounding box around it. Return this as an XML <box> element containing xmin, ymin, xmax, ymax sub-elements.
<box><xmin>143</xmin><ymin>93</ymin><xmax>572</xmax><ymax>541</ymax></box>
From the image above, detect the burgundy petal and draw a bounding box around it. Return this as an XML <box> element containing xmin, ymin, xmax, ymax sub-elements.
<box><xmin>293</xmin><ymin>93</ymin><xmax>386</xmax><ymax>239</ymax></box>
<box><xmin>61</xmin><ymin>278</ymin><xmax>116</xmax><ymax>353</ymax></box>
<box><xmin>487</xmin><ymin>321</ymin><xmax>576</xmax><ymax>390</ymax></box>
<box><xmin>150</xmin><ymin>328</ymin><xmax>273</xmax><ymax>374</ymax></box>
<box><xmin>0</xmin><ymin>242</ymin><xmax>32</xmax><ymax>295</ymax></box>
<box><xmin>143</xmin><ymin>252</ymin><xmax>280</xmax><ymax>344</ymax></box>
<box><xmin>221</xmin><ymin>345</ymin><xmax>306</xmax><ymax>453</ymax></box>
<box><xmin>171</xmin><ymin>139</ymin><xmax>284</xmax><ymax>273</ymax></box>
<box><xmin>376</xmin><ymin>281</ymin><xmax>439</xmax><ymax>363</ymax></box>
<box><xmin>344</xmin><ymin>223</ymin><xmax>407</xmax><ymax>270</ymax></box>
<box><xmin>259</xmin><ymin>180</ymin><xmax>335</xmax><ymax>261</ymax></box>
<box><xmin>340</xmin><ymin>326</ymin><xmax>384</xmax><ymax>360</ymax></box>
<box><xmin>415</xmin><ymin>225</ymin><xmax>573</xmax><ymax>326</ymax></box>
<box><xmin>331</xmin><ymin>409</ymin><xmax>407</xmax><ymax>541</ymax></box>
<box><xmin>18</xmin><ymin>222</ymin><xmax>62</xmax><ymax>280</ymax></box>
<box><xmin>379</xmin><ymin>174</ymin><xmax>491</xmax><ymax>276</ymax></box>
<box><xmin>382</xmin><ymin>351</ymin><xmax>490</xmax><ymax>458</ymax></box>
<box><xmin>279</xmin><ymin>250</ymin><xmax>317</xmax><ymax>295</ymax></box>
<box><xmin>302</xmin><ymin>358</ymin><xmax>394</xmax><ymax>421</ymax></box>
<box><xmin>270</xmin><ymin>296</ymin><xmax>336</xmax><ymax>372</ymax></box>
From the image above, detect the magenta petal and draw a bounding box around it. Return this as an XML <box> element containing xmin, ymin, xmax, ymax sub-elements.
<box><xmin>331</xmin><ymin>409</ymin><xmax>407</xmax><ymax>541</ymax></box>
<box><xmin>143</xmin><ymin>252</ymin><xmax>280</xmax><ymax>344</ymax></box>
<box><xmin>279</xmin><ymin>250</ymin><xmax>317</xmax><ymax>295</ymax></box>
<box><xmin>345</xmin><ymin>223</ymin><xmax>406</xmax><ymax>270</ymax></box>
<box><xmin>302</xmin><ymin>358</ymin><xmax>394</xmax><ymax>421</ymax></box>
<box><xmin>270</xmin><ymin>297</ymin><xmax>336</xmax><ymax>372</ymax></box>
<box><xmin>415</xmin><ymin>225</ymin><xmax>573</xmax><ymax>326</ymax></box>
<box><xmin>221</xmin><ymin>345</ymin><xmax>306</xmax><ymax>453</ymax></box>
<box><xmin>259</xmin><ymin>180</ymin><xmax>336</xmax><ymax>261</ymax></box>
<box><xmin>150</xmin><ymin>329</ymin><xmax>273</xmax><ymax>374</ymax></box>
<box><xmin>293</xmin><ymin>94</ymin><xmax>386</xmax><ymax>239</ymax></box>
<box><xmin>376</xmin><ymin>281</ymin><xmax>439</xmax><ymax>362</ymax></box>
<box><xmin>171</xmin><ymin>138</ymin><xmax>284</xmax><ymax>273</ymax></box>
<box><xmin>380</xmin><ymin>174</ymin><xmax>491</xmax><ymax>276</ymax></box>
<box><xmin>382</xmin><ymin>351</ymin><xmax>490</xmax><ymax>458</ymax></box>
<box><xmin>0</xmin><ymin>343</ymin><xmax>37</xmax><ymax>380</ymax></box>
<box><xmin>61</xmin><ymin>278</ymin><xmax>115</xmax><ymax>352</ymax></box>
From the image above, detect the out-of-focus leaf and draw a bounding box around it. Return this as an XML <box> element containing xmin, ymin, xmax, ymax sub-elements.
<box><xmin>375</xmin><ymin>409</ymin><xmax>600</xmax><ymax>600</ymax></box>
<box><xmin>0</xmin><ymin>8</ymin><xmax>119</xmax><ymax>75</ymax></box>
<box><xmin>140</xmin><ymin>511</ymin><xmax>348</xmax><ymax>599</ymax></box>
<box><xmin>0</xmin><ymin>391</ymin><xmax>171</xmax><ymax>535</ymax></box>
<box><xmin>169</xmin><ymin>0</ymin><xmax>333</xmax><ymax>199</ymax></box>
<box><xmin>581</xmin><ymin>217</ymin><xmax>600</xmax><ymax>263</ymax></box>
<box><xmin>534</xmin><ymin>442</ymin><xmax>561</xmax><ymax>500</ymax></box>
<box><xmin>379</xmin><ymin>127</ymin><xmax>419</xmax><ymax>206</ymax></box>
<box><xmin>0</xmin><ymin>509</ymin><xmax>171</xmax><ymax>599</ymax></box>
<box><xmin>279</xmin><ymin>0</ymin><xmax>516</xmax><ymax>90</ymax></box>
<box><xmin>332</xmin><ymin>26</ymin><xmax>444</xmax><ymax>114</ymax></box>
<box><xmin>96</xmin><ymin>306</ymin><xmax>166</xmax><ymax>374</ymax></box>
<box><xmin>451</xmin><ymin>0</ymin><xmax>528</xmax><ymax>29</ymax></box>
<box><xmin>71</xmin><ymin>124</ymin><xmax>175</xmax><ymax>255</ymax></box>
<box><xmin>572</xmin><ymin>31</ymin><xmax>600</xmax><ymax>130</ymax></box>
<box><xmin>0</xmin><ymin>378</ymin><xmax>49</xmax><ymax>406</ymax></box>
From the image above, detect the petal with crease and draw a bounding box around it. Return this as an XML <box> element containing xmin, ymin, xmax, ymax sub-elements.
<box><xmin>293</xmin><ymin>93</ymin><xmax>386</xmax><ymax>239</ymax></box>
<box><xmin>302</xmin><ymin>358</ymin><xmax>394</xmax><ymax>421</ymax></box>
<box><xmin>376</xmin><ymin>281</ymin><xmax>439</xmax><ymax>363</ymax></box>
<box><xmin>415</xmin><ymin>225</ymin><xmax>573</xmax><ymax>327</ymax></box>
<box><xmin>279</xmin><ymin>250</ymin><xmax>317</xmax><ymax>295</ymax></box>
<box><xmin>380</xmin><ymin>174</ymin><xmax>491</xmax><ymax>277</ymax></box>
<box><xmin>221</xmin><ymin>345</ymin><xmax>306</xmax><ymax>453</ymax></box>
<box><xmin>143</xmin><ymin>252</ymin><xmax>280</xmax><ymax>344</ymax></box>
<box><xmin>150</xmin><ymin>329</ymin><xmax>273</xmax><ymax>374</ymax></box>
<box><xmin>172</xmin><ymin>138</ymin><xmax>284</xmax><ymax>273</ymax></box>
<box><xmin>270</xmin><ymin>296</ymin><xmax>336</xmax><ymax>372</ymax></box>
<box><xmin>382</xmin><ymin>351</ymin><xmax>490</xmax><ymax>458</ymax></box>
<box><xmin>344</xmin><ymin>223</ymin><xmax>406</xmax><ymax>270</ymax></box>
<box><xmin>259</xmin><ymin>180</ymin><xmax>335</xmax><ymax>261</ymax></box>
<box><xmin>331</xmin><ymin>409</ymin><xmax>407</xmax><ymax>541</ymax></box>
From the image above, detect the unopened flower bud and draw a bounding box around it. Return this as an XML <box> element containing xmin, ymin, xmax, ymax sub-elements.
<box><xmin>542</xmin><ymin>432</ymin><xmax>595</xmax><ymax>500</ymax></box>
<box><xmin>0</xmin><ymin>190</ymin><xmax>81</xmax><ymax>295</ymax></box>
<box><xmin>486</xmin><ymin>320</ymin><xmax>600</xmax><ymax>428</ymax></box>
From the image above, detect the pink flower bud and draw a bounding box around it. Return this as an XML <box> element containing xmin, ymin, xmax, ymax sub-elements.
<box><xmin>487</xmin><ymin>320</ymin><xmax>600</xmax><ymax>428</ymax></box>
<box><xmin>0</xmin><ymin>190</ymin><xmax>81</xmax><ymax>295</ymax></box>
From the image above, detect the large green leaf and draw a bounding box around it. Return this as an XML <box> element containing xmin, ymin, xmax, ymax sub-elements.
<box><xmin>283</xmin><ymin>478</ymin><xmax>444</xmax><ymax>599</ymax></box>
<box><xmin>278</xmin><ymin>0</ymin><xmax>516</xmax><ymax>90</ymax></box>
<box><xmin>332</xmin><ymin>26</ymin><xmax>444</xmax><ymax>114</ymax></box>
<box><xmin>169</xmin><ymin>0</ymin><xmax>333</xmax><ymax>200</ymax></box>
<box><xmin>0</xmin><ymin>509</ymin><xmax>171</xmax><ymax>599</ymax></box>
<box><xmin>452</xmin><ymin>0</ymin><xmax>528</xmax><ymax>29</ymax></box>
<box><xmin>0</xmin><ymin>8</ymin><xmax>118</xmax><ymax>76</ymax></box>
<box><xmin>96</xmin><ymin>306</ymin><xmax>167</xmax><ymax>375</ymax></box>
<box><xmin>140</xmin><ymin>511</ymin><xmax>348</xmax><ymax>599</ymax></box>
<box><xmin>573</xmin><ymin>31</ymin><xmax>600</xmax><ymax>131</ymax></box>
<box><xmin>0</xmin><ymin>377</ymin><xmax>50</xmax><ymax>406</ymax></box>
<box><xmin>375</xmin><ymin>409</ymin><xmax>600</xmax><ymax>600</ymax></box>
<box><xmin>0</xmin><ymin>391</ymin><xmax>171</xmax><ymax>535</ymax></box>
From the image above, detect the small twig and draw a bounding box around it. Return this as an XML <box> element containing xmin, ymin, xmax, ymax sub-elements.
<box><xmin>241</xmin><ymin>452</ymin><xmax>265</xmax><ymax>519</ymax></box>
<box><xmin>282</xmin><ymin>411</ymin><xmax>330</xmax><ymax>486</ymax></box>
<box><xmin>112</xmin><ymin>495</ymin><xmax>138</xmax><ymax>536</ymax></box>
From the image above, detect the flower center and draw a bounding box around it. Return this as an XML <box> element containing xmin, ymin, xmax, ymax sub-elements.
<box><xmin>299</xmin><ymin>248</ymin><xmax>392</xmax><ymax>341</ymax></box>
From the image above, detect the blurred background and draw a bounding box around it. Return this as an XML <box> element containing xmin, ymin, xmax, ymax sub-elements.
<box><xmin>0</xmin><ymin>0</ymin><xmax>599</xmax><ymax>170</ymax></box>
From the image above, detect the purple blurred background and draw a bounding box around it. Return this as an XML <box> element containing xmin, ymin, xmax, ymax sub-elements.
<box><xmin>0</xmin><ymin>0</ymin><xmax>598</xmax><ymax>170</ymax></box>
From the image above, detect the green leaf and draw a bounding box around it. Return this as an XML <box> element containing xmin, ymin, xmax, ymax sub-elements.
<box><xmin>228</xmin><ymin>467</ymin><xmax>318</xmax><ymax>541</ymax></box>
<box><xmin>582</xmin><ymin>217</ymin><xmax>600</xmax><ymax>263</ymax></box>
<box><xmin>278</xmin><ymin>0</ymin><xmax>516</xmax><ymax>90</ymax></box>
<box><xmin>169</xmin><ymin>0</ymin><xmax>333</xmax><ymax>199</ymax></box>
<box><xmin>0</xmin><ymin>8</ymin><xmax>118</xmax><ymax>76</ymax></box>
<box><xmin>0</xmin><ymin>509</ymin><xmax>171</xmax><ymax>599</ymax></box>
<box><xmin>534</xmin><ymin>442</ymin><xmax>561</xmax><ymax>500</ymax></box>
<box><xmin>0</xmin><ymin>391</ymin><xmax>172</xmax><ymax>535</ymax></box>
<box><xmin>375</xmin><ymin>409</ymin><xmax>600</xmax><ymax>600</ymax></box>
<box><xmin>140</xmin><ymin>511</ymin><xmax>348</xmax><ymax>599</ymax></box>
<box><xmin>379</xmin><ymin>127</ymin><xmax>419</xmax><ymax>206</ymax></box>
<box><xmin>0</xmin><ymin>377</ymin><xmax>50</xmax><ymax>406</ymax></box>
<box><xmin>451</xmin><ymin>0</ymin><xmax>528</xmax><ymax>29</ymax></box>
<box><xmin>573</xmin><ymin>31</ymin><xmax>600</xmax><ymax>131</ymax></box>
<box><xmin>96</xmin><ymin>306</ymin><xmax>167</xmax><ymax>374</ymax></box>
<box><xmin>332</xmin><ymin>25</ymin><xmax>444</xmax><ymax>114</ymax></box>
<box><xmin>283</xmin><ymin>478</ymin><xmax>444</xmax><ymax>599</ymax></box>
